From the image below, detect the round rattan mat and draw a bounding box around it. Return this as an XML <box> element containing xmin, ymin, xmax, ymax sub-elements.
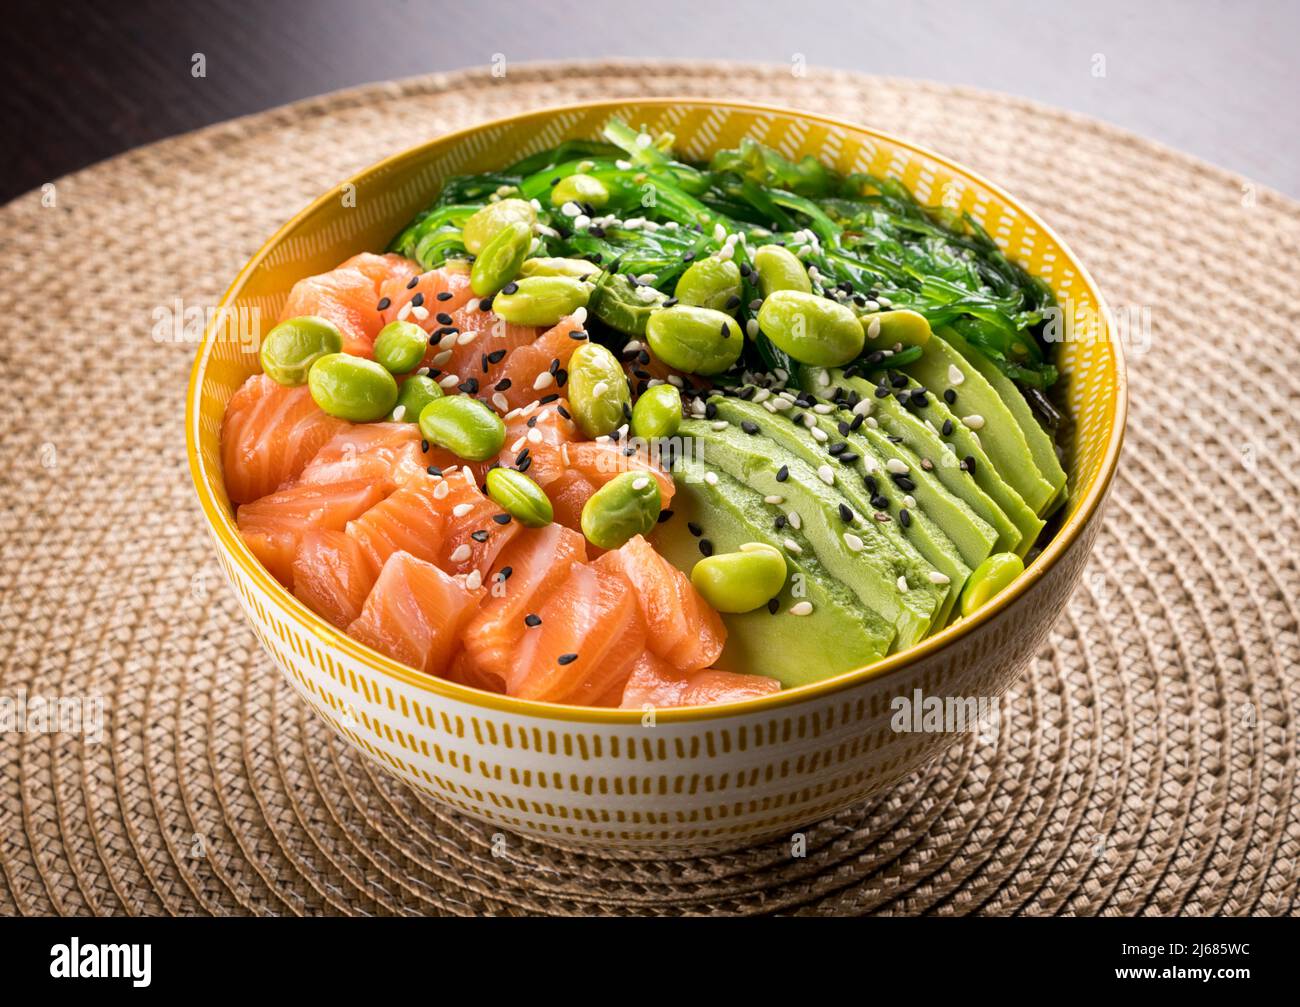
<box><xmin>2</xmin><ymin>62</ymin><xmax>1298</xmax><ymax>916</ymax></box>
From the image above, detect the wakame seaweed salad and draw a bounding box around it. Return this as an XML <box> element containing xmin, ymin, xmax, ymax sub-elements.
<box><xmin>390</xmin><ymin>116</ymin><xmax>1060</xmax><ymax>394</ymax></box>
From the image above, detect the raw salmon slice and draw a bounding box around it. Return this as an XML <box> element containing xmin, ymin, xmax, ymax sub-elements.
<box><xmin>496</xmin><ymin>398</ymin><xmax>578</xmax><ymax>487</ymax></box>
<box><xmin>504</xmin><ymin>562</ymin><xmax>645</xmax><ymax>705</ymax></box>
<box><xmin>564</xmin><ymin>440</ymin><xmax>675</xmax><ymax>505</ymax></box>
<box><xmin>426</xmin><ymin>305</ymin><xmax>539</xmax><ymax>395</ymax></box>
<box><xmin>494</xmin><ymin>315</ymin><xmax>587</xmax><ymax>410</ymax></box>
<box><xmin>292</xmin><ymin>529</ymin><xmax>374</xmax><ymax>629</ymax></box>
<box><xmin>281</xmin><ymin>266</ymin><xmax>385</xmax><ymax>357</ymax></box>
<box><xmin>546</xmin><ymin>468</ymin><xmax>599</xmax><ymax>532</ymax></box>
<box><xmin>298</xmin><ymin>422</ymin><xmax>457</xmax><ymax>490</ymax></box>
<box><xmin>435</xmin><ymin>469</ymin><xmax>521</xmax><ymax>576</ymax></box>
<box><xmin>338</xmin><ymin>252</ymin><xmax>420</xmax><ymax>291</ymax></box>
<box><xmin>380</xmin><ymin>268</ymin><xmax>476</xmax><ymax>335</ymax></box>
<box><xmin>462</xmin><ymin>523</ymin><xmax>588</xmax><ymax>680</ymax></box>
<box><xmin>237</xmin><ymin>478</ymin><xmax>385</xmax><ymax>586</ymax></box>
<box><xmin>221</xmin><ymin>374</ymin><xmax>347</xmax><ymax>505</ymax></box>
<box><xmin>346</xmin><ymin>475</ymin><xmax>448</xmax><ymax>575</ymax></box>
<box><xmin>444</xmin><ymin>648</ymin><xmax>507</xmax><ymax>694</ymax></box>
<box><xmin>619</xmin><ymin>653</ymin><xmax>780</xmax><ymax>709</ymax></box>
<box><xmin>348</xmin><ymin>552</ymin><xmax>482</xmax><ymax>676</ymax></box>
<box><xmin>595</xmin><ymin>535</ymin><xmax>724</xmax><ymax>671</ymax></box>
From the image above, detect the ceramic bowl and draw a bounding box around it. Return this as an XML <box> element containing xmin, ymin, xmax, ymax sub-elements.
<box><xmin>187</xmin><ymin>99</ymin><xmax>1126</xmax><ymax>854</ymax></box>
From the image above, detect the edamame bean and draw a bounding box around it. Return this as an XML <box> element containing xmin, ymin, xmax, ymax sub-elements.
<box><xmin>259</xmin><ymin>316</ymin><xmax>343</xmax><ymax>386</ymax></box>
<box><xmin>644</xmin><ymin>305</ymin><xmax>743</xmax><ymax>376</ymax></box>
<box><xmin>307</xmin><ymin>353</ymin><xmax>399</xmax><ymax>422</ymax></box>
<box><xmin>568</xmin><ymin>343</ymin><xmax>630</xmax><ymax>438</ymax></box>
<box><xmin>580</xmin><ymin>471</ymin><xmax>662</xmax><ymax>550</ymax></box>
<box><xmin>491</xmin><ymin>276</ymin><xmax>592</xmax><ymax>327</ymax></box>
<box><xmin>756</xmin><ymin>290</ymin><xmax>864</xmax><ymax>367</ymax></box>
<box><xmin>960</xmin><ymin>552</ymin><xmax>1024</xmax><ymax>617</ymax></box>
<box><xmin>752</xmin><ymin>244</ymin><xmax>812</xmax><ymax>297</ymax></box>
<box><xmin>485</xmin><ymin>467</ymin><xmax>554</xmax><ymax>528</ymax></box>
<box><xmin>860</xmin><ymin>309</ymin><xmax>932</xmax><ymax>349</ymax></box>
<box><xmin>674</xmin><ymin>258</ymin><xmax>742</xmax><ymax>313</ymax></box>
<box><xmin>391</xmin><ymin>374</ymin><xmax>442</xmax><ymax>421</ymax></box>
<box><xmin>690</xmin><ymin>542</ymin><xmax>788</xmax><ymax>613</ymax></box>
<box><xmin>630</xmin><ymin>384</ymin><xmax>681</xmax><ymax>440</ymax></box>
<box><xmin>519</xmin><ymin>256</ymin><xmax>600</xmax><ymax>279</ymax></box>
<box><xmin>550</xmin><ymin>173</ymin><xmax>610</xmax><ymax>209</ymax></box>
<box><xmin>461</xmin><ymin>198</ymin><xmax>536</xmax><ymax>255</ymax></box>
<box><xmin>417</xmin><ymin>395</ymin><xmax>506</xmax><ymax>462</ymax></box>
<box><xmin>470</xmin><ymin>219</ymin><xmax>532</xmax><ymax>297</ymax></box>
<box><xmin>589</xmin><ymin>273</ymin><xmax>665</xmax><ymax>336</ymax></box>
<box><xmin>372</xmin><ymin>320</ymin><xmax>427</xmax><ymax>374</ymax></box>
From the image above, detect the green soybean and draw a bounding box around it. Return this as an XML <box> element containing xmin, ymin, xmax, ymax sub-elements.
<box><xmin>519</xmin><ymin>256</ymin><xmax>600</xmax><ymax>279</ymax></box>
<box><xmin>674</xmin><ymin>257</ymin><xmax>742</xmax><ymax>313</ymax></box>
<box><xmin>485</xmin><ymin>467</ymin><xmax>554</xmax><ymax>528</ymax></box>
<box><xmin>470</xmin><ymin>219</ymin><xmax>532</xmax><ymax>297</ymax></box>
<box><xmin>860</xmin><ymin>308</ymin><xmax>932</xmax><ymax>349</ymax></box>
<box><xmin>960</xmin><ymin>552</ymin><xmax>1025</xmax><ymax>617</ymax></box>
<box><xmin>392</xmin><ymin>374</ymin><xmax>443</xmax><ymax>421</ymax></box>
<box><xmin>588</xmin><ymin>273</ymin><xmax>665</xmax><ymax>337</ymax></box>
<box><xmin>752</xmin><ymin>244</ymin><xmax>811</xmax><ymax>297</ymax></box>
<box><xmin>757</xmin><ymin>290</ymin><xmax>864</xmax><ymax>367</ymax></box>
<box><xmin>307</xmin><ymin>353</ymin><xmax>399</xmax><ymax>422</ymax></box>
<box><xmin>417</xmin><ymin>395</ymin><xmax>506</xmax><ymax>462</ymax></box>
<box><xmin>461</xmin><ymin>198</ymin><xmax>536</xmax><ymax>255</ymax></box>
<box><xmin>631</xmin><ymin>384</ymin><xmax>682</xmax><ymax>441</ymax></box>
<box><xmin>580</xmin><ymin>471</ymin><xmax>662</xmax><ymax>550</ymax></box>
<box><xmin>644</xmin><ymin>305</ymin><xmax>743</xmax><ymax>376</ymax></box>
<box><xmin>690</xmin><ymin>542</ymin><xmax>788</xmax><ymax>614</ymax></box>
<box><xmin>491</xmin><ymin>276</ymin><xmax>591</xmax><ymax>327</ymax></box>
<box><xmin>372</xmin><ymin>320</ymin><xmax>427</xmax><ymax>375</ymax></box>
<box><xmin>568</xmin><ymin>343</ymin><xmax>630</xmax><ymax>438</ymax></box>
<box><xmin>550</xmin><ymin>173</ymin><xmax>610</xmax><ymax>209</ymax></box>
<box><xmin>259</xmin><ymin>316</ymin><xmax>343</xmax><ymax>386</ymax></box>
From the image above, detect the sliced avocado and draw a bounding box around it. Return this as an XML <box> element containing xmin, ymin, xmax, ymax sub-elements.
<box><xmin>901</xmin><ymin>333</ymin><xmax>1057</xmax><ymax>515</ymax></box>
<box><xmin>937</xmin><ymin>327</ymin><xmax>1068</xmax><ymax>516</ymax></box>
<box><xmin>712</xmin><ymin>394</ymin><xmax>966</xmax><ymax>626</ymax></box>
<box><xmin>682</xmin><ymin>416</ymin><xmax>941</xmax><ymax>650</ymax></box>
<box><xmin>653</xmin><ymin>456</ymin><xmax>894</xmax><ymax>685</ymax></box>
<box><xmin>811</xmin><ymin>367</ymin><xmax>1042</xmax><ymax>555</ymax></box>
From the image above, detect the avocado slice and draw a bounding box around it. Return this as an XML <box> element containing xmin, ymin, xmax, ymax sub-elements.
<box><xmin>653</xmin><ymin>456</ymin><xmax>894</xmax><ymax>685</ymax></box>
<box><xmin>936</xmin><ymin>327</ymin><xmax>1068</xmax><ymax>516</ymax></box>
<box><xmin>901</xmin><ymin>333</ymin><xmax>1057</xmax><ymax>515</ymax></box>
<box><xmin>810</xmin><ymin>368</ymin><xmax>1043</xmax><ymax>555</ymax></box>
<box><xmin>711</xmin><ymin>394</ymin><xmax>968</xmax><ymax>626</ymax></box>
<box><xmin>682</xmin><ymin>416</ymin><xmax>942</xmax><ymax>650</ymax></box>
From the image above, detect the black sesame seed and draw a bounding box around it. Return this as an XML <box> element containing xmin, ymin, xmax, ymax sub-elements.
<box><xmin>539</xmin><ymin>393</ymin><xmax>559</xmax><ymax>404</ymax></box>
<box><xmin>421</xmin><ymin>439</ymin><xmax>430</xmax><ymax>452</ymax></box>
<box><xmin>548</xmin><ymin>357</ymin><xmax>560</xmax><ymax>374</ymax></box>
<box><xmin>720</xmin><ymin>322</ymin><xmax>731</xmax><ymax>339</ymax></box>
<box><xmin>501</xmin><ymin>282</ymin><xmax>518</xmax><ymax>295</ymax></box>
<box><xmin>526</xmin><ymin>416</ymin><xmax>537</xmax><ymax>428</ymax></box>
<box><xmin>899</xmin><ymin>509</ymin><xmax>912</xmax><ymax>528</ymax></box>
<box><xmin>849</xmin><ymin>414</ymin><xmax>865</xmax><ymax>432</ymax></box>
<box><xmin>942</xmin><ymin>419</ymin><xmax>954</xmax><ymax>436</ymax></box>
<box><xmin>864</xmin><ymin>474</ymin><xmax>879</xmax><ymax>495</ymax></box>
<box><xmin>828</xmin><ymin>442</ymin><xmax>848</xmax><ymax>456</ymax></box>
<box><xmin>557</xmin><ymin>653</ymin><xmax>578</xmax><ymax>666</ymax></box>
<box><xmin>427</xmin><ymin>466</ymin><xmax>443</xmax><ymax>477</ymax></box>
<box><xmin>838</xmin><ymin>503</ymin><xmax>853</xmax><ymax>523</ymax></box>
<box><xmin>776</xmin><ymin>465</ymin><xmax>789</xmax><ymax>482</ymax></box>
<box><xmin>459</xmin><ymin>378</ymin><xmax>479</xmax><ymax>394</ymax></box>
<box><xmin>436</xmin><ymin>290</ymin><xmax>453</xmax><ymax>302</ymax></box>
<box><xmin>435</xmin><ymin>325</ymin><xmax>458</xmax><ymax>337</ymax></box>
<box><xmin>517</xmin><ymin>456</ymin><xmax>532</xmax><ymax>473</ymax></box>
<box><xmin>493</xmin><ymin>513</ymin><xmax>512</xmax><ymax>525</ymax></box>
<box><xmin>657</xmin><ymin>508</ymin><xmax>674</xmax><ymax>523</ymax></box>
<box><xmin>964</xmin><ymin>455</ymin><xmax>976</xmax><ymax>474</ymax></box>
<box><xmin>479</xmin><ymin>297</ymin><xmax>494</xmax><ymax>311</ymax></box>
<box><xmin>944</xmin><ymin>388</ymin><xmax>957</xmax><ymax>405</ymax></box>
<box><xmin>767</xmin><ymin>597</ymin><xmax>780</xmax><ymax>615</ymax></box>
<box><xmin>433</xmin><ymin>311</ymin><xmax>450</xmax><ymax>325</ymax></box>
<box><xmin>725</xmin><ymin>294</ymin><xmax>741</xmax><ymax>310</ymax></box>
<box><xmin>497</xmin><ymin>565</ymin><xmax>513</xmax><ymax>580</ymax></box>
<box><xmin>411</xmin><ymin>292</ymin><xmax>425</xmax><ymax>307</ymax></box>
<box><xmin>741</xmin><ymin>420</ymin><xmax>759</xmax><ymax>435</ymax></box>
<box><xmin>406</xmin><ymin>276</ymin><xmax>420</xmax><ymax>289</ymax></box>
<box><xmin>840</xmin><ymin>452</ymin><xmax>859</xmax><ymax>465</ymax></box>
<box><xmin>376</xmin><ymin>297</ymin><xmax>391</xmax><ymax>311</ymax></box>
<box><xmin>515</xmin><ymin>449</ymin><xmax>530</xmax><ymax>467</ymax></box>
<box><xmin>775</xmin><ymin>514</ymin><xmax>787</xmax><ymax>529</ymax></box>
<box><xmin>874</xmin><ymin>385</ymin><xmax>891</xmax><ymax>399</ymax></box>
<box><xmin>698</xmin><ymin>539</ymin><xmax>714</xmax><ymax>557</ymax></box>
<box><xmin>556</xmin><ymin>405</ymin><xmax>571</xmax><ymax>419</ymax></box>
<box><xmin>687</xmin><ymin>522</ymin><xmax>702</xmax><ymax>537</ymax></box>
<box><xmin>470</xmin><ymin>530</ymin><xmax>489</xmax><ymax>543</ymax></box>
<box><xmin>704</xmin><ymin>401</ymin><xmax>718</xmax><ymax>419</ymax></box>
<box><xmin>891</xmin><ymin>373</ymin><xmax>909</xmax><ymax>389</ymax></box>
<box><xmin>556</xmin><ymin>369</ymin><xmax>568</xmax><ymax>387</ymax></box>
<box><xmin>663</xmin><ymin>297</ymin><xmax>678</xmax><ymax>307</ymax></box>
<box><xmin>524</xmin><ymin>613</ymin><xmax>542</xmax><ymax>628</ymax></box>
<box><xmin>892</xmin><ymin>474</ymin><xmax>916</xmax><ymax>492</ymax></box>
<box><xmin>910</xmin><ymin>389</ymin><xmax>928</xmax><ymax>407</ymax></box>
<box><xmin>871</xmin><ymin>494</ymin><xmax>890</xmax><ymax>510</ymax></box>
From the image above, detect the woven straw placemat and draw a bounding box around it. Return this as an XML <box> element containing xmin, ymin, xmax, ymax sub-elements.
<box><xmin>2</xmin><ymin>61</ymin><xmax>1297</xmax><ymax>916</ymax></box>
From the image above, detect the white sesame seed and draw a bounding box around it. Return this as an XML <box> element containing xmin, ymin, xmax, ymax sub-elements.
<box><xmin>863</xmin><ymin>456</ymin><xmax>879</xmax><ymax>474</ymax></box>
<box><xmin>812</xmin><ymin>403</ymin><xmax>835</xmax><ymax>414</ymax></box>
<box><xmin>962</xmin><ymin>414</ymin><xmax>986</xmax><ymax>431</ymax></box>
<box><xmin>533</xmin><ymin>371</ymin><xmax>554</xmax><ymax>391</ymax></box>
<box><xmin>818</xmin><ymin>464</ymin><xmax>835</xmax><ymax>485</ymax></box>
<box><xmin>432</xmin><ymin>350</ymin><xmax>453</xmax><ymax>367</ymax></box>
<box><xmin>592</xmin><ymin>380</ymin><xmax>608</xmax><ymax>398</ymax></box>
<box><xmin>711</xmin><ymin>420</ymin><xmax>728</xmax><ymax>431</ymax></box>
<box><xmin>560</xmin><ymin>201</ymin><xmax>581</xmax><ymax>217</ymax></box>
<box><xmin>449</xmin><ymin>544</ymin><xmax>472</xmax><ymax>564</ymax></box>
<box><xmin>492</xmin><ymin>393</ymin><xmax>509</xmax><ymax>411</ymax></box>
<box><xmin>816</xmin><ymin>370</ymin><xmax>831</xmax><ymax>387</ymax></box>
<box><xmin>465</xmin><ymin>569</ymin><xmax>483</xmax><ymax>591</ymax></box>
<box><xmin>573</xmin><ymin>307</ymin><xmax>588</xmax><ymax>324</ymax></box>
<box><xmin>852</xmin><ymin>398</ymin><xmax>874</xmax><ymax>416</ymax></box>
<box><xmin>903</xmin><ymin>495</ymin><xmax>917</xmax><ymax>509</ymax></box>
<box><xmin>527</xmin><ymin>428</ymin><xmax>543</xmax><ymax>444</ymax></box>
<box><xmin>886</xmin><ymin>458</ymin><xmax>909</xmax><ymax>475</ymax></box>
<box><xmin>452</xmin><ymin>503</ymin><xmax>474</xmax><ymax>518</ymax></box>
<box><xmin>745</xmin><ymin>318</ymin><xmax>759</xmax><ymax>339</ymax></box>
<box><xmin>787</xmin><ymin>511</ymin><xmax>802</xmax><ymax>531</ymax></box>
<box><xmin>510</xmin><ymin>436</ymin><xmax>526</xmax><ymax>453</ymax></box>
<box><xmin>928</xmin><ymin>571</ymin><xmax>951</xmax><ymax>585</ymax></box>
<box><xmin>712</xmin><ymin>222</ymin><xmax>727</xmax><ymax>242</ymax></box>
<box><xmin>783</xmin><ymin>538</ymin><xmax>803</xmax><ymax>555</ymax></box>
<box><xmin>433</xmin><ymin>480</ymin><xmax>450</xmax><ymax>499</ymax></box>
<box><xmin>844</xmin><ymin>533</ymin><xmax>864</xmax><ymax>552</ymax></box>
<box><xmin>877</xmin><ymin>295</ymin><xmax>892</xmax><ymax>308</ymax></box>
<box><xmin>397</xmin><ymin>302</ymin><xmax>412</xmax><ymax>321</ymax></box>
<box><xmin>948</xmin><ymin>364</ymin><xmax>965</xmax><ymax>386</ymax></box>
<box><xmin>896</xmin><ymin>575</ymin><xmax>909</xmax><ymax>592</ymax></box>
<box><xmin>411</xmin><ymin>305</ymin><xmax>429</xmax><ymax>322</ymax></box>
<box><xmin>704</xmin><ymin>472</ymin><xmax>719</xmax><ymax>485</ymax></box>
<box><xmin>391</xmin><ymin>405</ymin><xmax>406</xmax><ymax>422</ymax></box>
<box><xmin>865</xmin><ymin>416</ymin><xmax>879</xmax><ymax>428</ymax></box>
<box><xmin>811</xmin><ymin>426</ymin><xmax>828</xmax><ymax>443</ymax></box>
<box><xmin>574</xmin><ymin>214</ymin><xmax>591</xmax><ymax>229</ymax></box>
<box><xmin>802</xmin><ymin>413</ymin><xmax>816</xmax><ymax>428</ymax></box>
<box><xmin>457</xmin><ymin>330</ymin><xmax>478</xmax><ymax>346</ymax></box>
<box><xmin>438</xmin><ymin>373</ymin><xmax>460</xmax><ymax>388</ymax></box>
<box><xmin>789</xmin><ymin>601</ymin><xmax>813</xmax><ymax>616</ymax></box>
<box><xmin>866</xmin><ymin>316</ymin><xmax>881</xmax><ymax>340</ymax></box>
<box><xmin>764</xmin><ymin>495</ymin><xmax>784</xmax><ymax>505</ymax></box>
<box><xmin>631</xmin><ymin>477</ymin><xmax>649</xmax><ymax>491</ymax></box>
<box><xmin>622</xmin><ymin>340</ymin><xmax>643</xmax><ymax>354</ymax></box>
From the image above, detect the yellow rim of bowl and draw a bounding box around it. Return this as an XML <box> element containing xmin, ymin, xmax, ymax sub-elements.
<box><xmin>187</xmin><ymin>97</ymin><xmax>1128</xmax><ymax>725</ymax></box>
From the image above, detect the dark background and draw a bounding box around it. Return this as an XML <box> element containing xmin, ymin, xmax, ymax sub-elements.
<box><xmin>3</xmin><ymin>0</ymin><xmax>1295</xmax><ymax>204</ymax></box>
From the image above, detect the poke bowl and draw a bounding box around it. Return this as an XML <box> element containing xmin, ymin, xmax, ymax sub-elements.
<box><xmin>186</xmin><ymin>99</ymin><xmax>1126</xmax><ymax>854</ymax></box>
